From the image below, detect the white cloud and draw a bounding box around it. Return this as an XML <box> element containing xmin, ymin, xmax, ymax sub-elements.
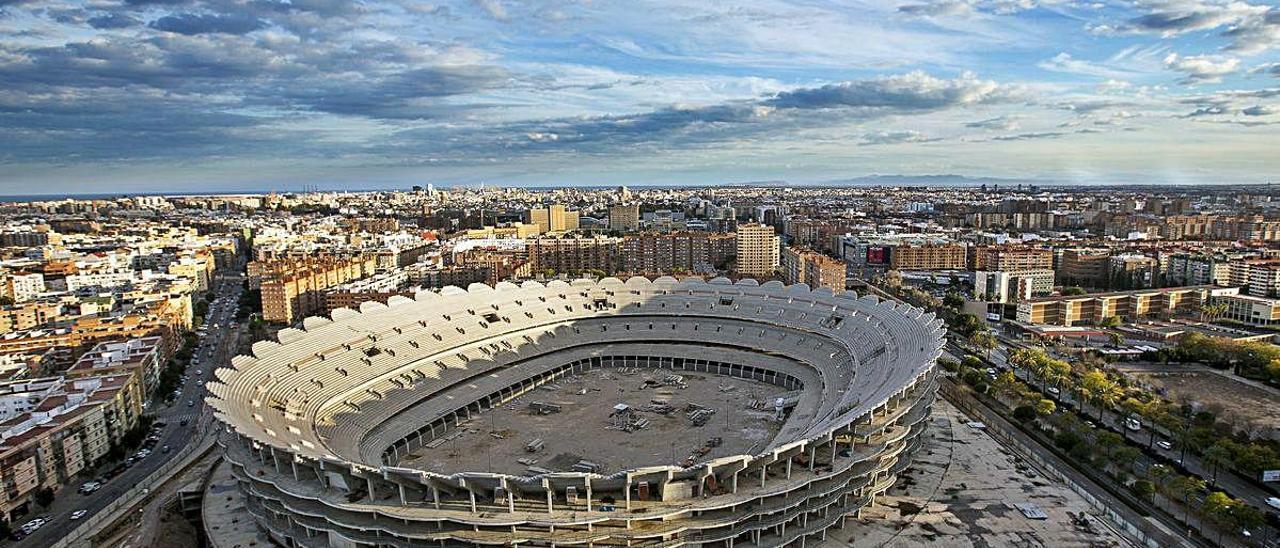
<box><xmin>1163</xmin><ymin>52</ymin><xmax>1241</xmax><ymax>84</ymax></box>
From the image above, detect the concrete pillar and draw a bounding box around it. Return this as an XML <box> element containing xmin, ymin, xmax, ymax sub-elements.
<box><xmin>624</xmin><ymin>479</ymin><xmax>631</xmax><ymax>511</ymax></box>
<box><xmin>432</xmin><ymin>486</ymin><xmax>441</xmax><ymax>509</ymax></box>
<box><xmin>785</xmin><ymin>456</ymin><xmax>792</xmax><ymax>478</ymax></box>
<box><xmin>760</xmin><ymin>464</ymin><xmax>767</xmax><ymax>487</ymax></box>
<box><xmin>808</xmin><ymin>445</ymin><xmax>816</xmax><ymax>472</ymax></box>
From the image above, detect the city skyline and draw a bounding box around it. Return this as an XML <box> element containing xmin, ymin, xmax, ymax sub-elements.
<box><xmin>1</xmin><ymin>0</ymin><xmax>1279</xmax><ymax>192</ymax></box>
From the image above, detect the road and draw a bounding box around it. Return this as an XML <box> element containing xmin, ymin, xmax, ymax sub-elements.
<box><xmin>9</xmin><ymin>271</ymin><xmax>244</xmax><ymax>546</ymax></box>
<box><xmin>954</xmin><ymin>334</ymin><xmax>1280</xmax><ymax>544</ymax></box>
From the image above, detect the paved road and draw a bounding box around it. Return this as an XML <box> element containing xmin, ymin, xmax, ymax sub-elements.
<box><xmin>956</xmin><ymin>334</ymin><xmax>1280</xmax><ymax>544</ymax></box>
<box><xmin>9</xmin><ymin>273</ymin><xmax>244</xmax><ymax>546</ymax></box>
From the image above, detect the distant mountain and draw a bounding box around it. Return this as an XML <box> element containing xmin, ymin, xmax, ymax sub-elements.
<box><xmin>816</xmin><ymin>174</ymin><xmax>1037</xmax><ymax>187</ymax></box>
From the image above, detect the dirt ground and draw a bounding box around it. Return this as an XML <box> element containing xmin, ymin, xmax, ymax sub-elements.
<box><xmin>1114</xmin><ymin>363</ymin><xmax>1280</xmax><ymax>439</ymax></box>
<box><xmin>401</xmin><ymin>368</ymin><xmax>787</xmax><ymax>475</ymax></box>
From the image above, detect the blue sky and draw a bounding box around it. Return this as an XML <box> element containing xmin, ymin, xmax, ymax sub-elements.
<box><xmin>0</xmin><ymin>0</ymin><xmax>1278</xmax><ymax>193</ymax></box>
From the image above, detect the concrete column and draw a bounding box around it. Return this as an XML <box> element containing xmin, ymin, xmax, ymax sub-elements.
<box><xmin>785</xmin><ymin>456</ymin><xmax>792</xmax><ymax>478</ymax></box>
<box><xmin>759</xmin><ymin>465</ymin><xmax>766</xmax><ymax>487</ymax></box>
<box><xmin>808</xmin><ymin>445</ymin><xmax>816</xmax><ymax>472</ymax></box>
<box><xmin>624</xmin><ymin>479</ymin><xmax>631</xmax><ymax>511</ymax></box>
<box><xmin>432</xmin><ymin>486</ymin><xmax>441</xmax><ymax>509</ymax></box>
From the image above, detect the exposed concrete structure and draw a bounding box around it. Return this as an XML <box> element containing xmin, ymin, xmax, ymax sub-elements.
<box><xmin>207</xmin><ymin>276</ymin><xmax>944</xmax><ymax>547</ymax></box>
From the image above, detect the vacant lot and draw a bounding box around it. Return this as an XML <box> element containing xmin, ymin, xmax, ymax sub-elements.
<box><xmin>1114</xmin><ymin>363</ymin><xmax>1280</xmax><ymax>440</ymax></box>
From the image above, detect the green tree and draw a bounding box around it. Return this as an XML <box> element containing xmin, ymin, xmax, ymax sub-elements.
<box><xmin>969</xmin><ymin>331</ymin><xmax>998</xmax><ymax>359</ymax></box>
<box><xmin>1202</xmin><ymin>443</ymin><xmax>1233</xmax><ymax>488</ymax></box>
<box><xmin>942</xmin><ymin>291</ymin><xmax>965</xmax><ymax>310</ymax></box>
<box><xmin>992</xmin><ymin>370</ymin><xmax>1019</xmax><ymax>398</ymax></box>
<box><xmin>1130</xmin><ymin>479</ymin><xmax>1155</xmax><ymax>502</ymax></box>
<box><xmin>1035</xmin><ymin>398</ymin><xmax>1056</xmax><ymax>416</ymax></box>
<box><xmin>1100</xmin><ymin>315</ymin><xmax>1122</xmax><ymax>328</ymax></box>
<box><xmin>1167</xmin><ymin>475</ymin><xmax>1206</xmax><ymax>523</ymax></box>
<box><xmin>1013</xmin><ymin>405</ymin><xmax>1037</xmax><ymax>422</ymax></box>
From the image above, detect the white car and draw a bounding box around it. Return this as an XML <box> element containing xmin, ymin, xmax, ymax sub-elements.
<box><xmin>70</xmin><ymin>510</ymin><xmax>87</xmax><ymax>520</ymax></box>
<box><xmin>1267</xmin><ymin>496</ymin><xmax>1280</xmax><ymax>510</ymax></box>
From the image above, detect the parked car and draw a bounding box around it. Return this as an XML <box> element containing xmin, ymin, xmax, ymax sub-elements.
<box><xmin>1156</xmin><ymin>440</ymin><xmax>1173</xmax><ymax>450</ymax></box>
<box><xmin>1125</xmin><ymin>417</ymin><xmax>1142</xmax><ymax>431</ymax></box>
<box><xmin>1267</xmin><ymin>497</ymin><xmax>1280</xmax><ymax>511</ymax></box>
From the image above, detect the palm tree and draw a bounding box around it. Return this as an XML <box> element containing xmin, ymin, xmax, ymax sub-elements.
<box><xmin>1202</xmin><ymin>444</ymin><xmax>1233</xmax><ymax>488</ymax></box>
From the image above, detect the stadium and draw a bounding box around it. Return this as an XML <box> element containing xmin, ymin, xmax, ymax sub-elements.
<box><xmin>207</xmin><ymin>276</ymin><xmax>945</xmax><ymax>548</ymax></box>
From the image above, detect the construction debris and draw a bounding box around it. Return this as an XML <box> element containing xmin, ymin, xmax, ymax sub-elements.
<box><xmin>528</xmin><ymin>401</ymin><xmax>562</xmax><ymax>415</ymax></box>
<box><xmin>686</xmin><ymin>404</ymin><xmax>716</xmax><ymax>426</ymax></box>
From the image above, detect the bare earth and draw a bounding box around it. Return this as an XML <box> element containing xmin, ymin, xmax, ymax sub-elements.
<box><xmin>1114</xmin><ymin>363</ymin><xmax>1280</xmax><ymax>440</ymax></box>
<box><xmin>402</xmin><ymin>368</ymin><xmax>787</xmax><ymax>475</ymax></box>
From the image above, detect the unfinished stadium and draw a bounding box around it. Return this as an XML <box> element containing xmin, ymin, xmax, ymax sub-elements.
<box><xmin>207</xmin><ymin>276</ymin><xmax>945</xmax><ymax>548</ymax></box>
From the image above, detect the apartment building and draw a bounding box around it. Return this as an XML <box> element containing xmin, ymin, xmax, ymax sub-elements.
<box><xmin>258</xmin><ymin>256</ymin><xmax>378</xmax><ymax>324</ymax></box>
<box><xmin>620</xmin><ymin>232</ymin><xmax>718</xmax><ymax>274</ymax></box>
<box><xmin>781</xmin><ymin>247</ymin><xmax>846</xmax><ymax>292</ymax></box>
<box><xmin>608</xmin><ymin>204</ymin><xmax>641</xmax><ymax>233</ymax></box>
<box><xmin>1016</xmin><ymin>286</ymin><xmax>1215</xmax><ymax>326</ymax></box>
<box><xmin>1247</xmin><ymin>261</ymin><xmax>1280</xmax><ymax>298</ymax></box>
<box><xmin>66</xmin><ymin>336</ymin><xmax>164</xmax><ymax>394</ymax></box>
<box><xmin>525</xmin><ymin>234</ymin><xmax>620</xmax><ymax>275</ymax></box>
<box><xmin>0</xmin><ymin>373</ymin><xmax>143</xmax><ymax>522</ymax></box>
<box><xmin>1160</xmin><ymin>215</ymin><xmax>1214</xmax><ymax>240</ymax></box>
<box><xmin>888</xmin><ymin>244</ymin><xmax>967</xmax><ymax>271</ymax></box>
<box><xmin>736</xmin><ymin>223</ymin><xmax>780</xmax><ymax>279</ymax></box>
<box><xmin>1216</xmin><ymin>292</ymin><xmax>1280</xmax><ymax>326</ymax></box>
<box><xmin>972</xmin><ymin>245</ymin><xmax>1054</xmax><ymax>272</ymax></box>
<box><xmin>0</xmin><ymin>302</ymin><xmax>62</xmax><ymax>333</ymax></box>
<box><xmin>1165</xmin><ymin>253</ymin><xmax>1233</xmax><ymax>287</ymax></box>
<box><xmin>526</xmin><ymin>205</ymin><xmax>580</xmax><ymax>233</ymax></box>
<box><xmin>1057</xmin><ymin>248</ymin><xmax>1111</xmax><ymax>288</ymax></box>
<box><xmin>975</xmin><ymin>269</ymin><xmax>1055</xmax><ymax>303</ymax></box>
<box><xmin>1109</xmin><ymin>254</ymin><xmax>1161</xmax><ymax>290</ymax></box>
<box><xmin>4</xmin><ymin>272</ymin><xmax>44</xmax><ymax>304</ymax></box>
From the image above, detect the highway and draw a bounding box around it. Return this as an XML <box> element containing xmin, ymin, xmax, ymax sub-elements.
<box><xmin>8</xmin><ymin>271</ymin><xmax>244</xmax><ymax>546</ymax></box>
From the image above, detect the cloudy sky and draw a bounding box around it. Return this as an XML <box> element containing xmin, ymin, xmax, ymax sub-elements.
<box><xmin>1</xmin><ymin>0</ymin><xmax>1278</xmax><ymax>193</ymax></box>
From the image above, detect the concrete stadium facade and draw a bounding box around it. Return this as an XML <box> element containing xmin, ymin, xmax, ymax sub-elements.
<box><xmin>207</xmin><ymin>276</ymin><xmax>945</xmax><ymax>548</ymax></box>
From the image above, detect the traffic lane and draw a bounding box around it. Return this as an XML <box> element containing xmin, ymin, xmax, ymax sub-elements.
<box><xmin>13</xmin><ymin>291</ymin><xmax>242</xmax><ymax>544</ymax></box>
<box><xmin>992</xmin><ymin>341</ymin><xmax>1280</xmax><ymax>520</ymax></box>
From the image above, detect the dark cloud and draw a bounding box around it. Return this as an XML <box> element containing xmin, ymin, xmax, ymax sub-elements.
<box><xmin>276</xmin><ymin>65</ymin><xmax>512</xmax><ymax>119</ymax></box>
<box><xmin>150</xmin><ymin>12</ymin><xmax>267</xmax><ymax>35</ymax></box>
<box><xmin>87</xmin><ymin>12</ymin><xmax>141</xmax><ymax>29</ymax></box>
<box><xmin>767</xmin><ymin>71</ymin><xmax>1016</xmax><ymax>110</ymax></box>
<box><xmin>1242</xmin><ymin>104</ymin><xmax>1275</xmax><ymax>116</ymax></box>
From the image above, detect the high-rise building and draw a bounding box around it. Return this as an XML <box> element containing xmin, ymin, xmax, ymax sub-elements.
<box><xmin>608</xmin><ymin>204</ymin><xmax>641</xmax><ymax>233</ymax></box>
<box><xmin>736</xmin><ymin>223</ymin><xmax>779</xmax><ymax>279</ymax></box>
<box><xmin>781</xmin><ymin>247</ymin><xmax>846</xmax><ymax>292</ymax></box>
<box><xmin>527</xmin><ymin>204</ymin><xmax>580</xmax><ymax>233</ymax></box>
<box><xmin>258</xmin><ymin>256</ymin><xmax>378</xmax><ymax>324</ymax></box>
<box><xmin>525</xmin><ymin>235</ymin><xmax>620</xmax><ymax>275</ymax></box>
<box><xmin>1057</xmin><ymin>248</ymin><xmax>1111</xmax><ymax>288</ymax></box>
<box><xmin>888</xmin><ymin>244</ymin><xmax>967</xmax><ymax>270</ymax></box>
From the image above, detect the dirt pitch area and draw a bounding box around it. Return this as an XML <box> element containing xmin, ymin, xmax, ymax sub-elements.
<box><xmin>1113</xmin><ymin>363</ymin><xmax>1280</xmax><ymax>439</ymax></box>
